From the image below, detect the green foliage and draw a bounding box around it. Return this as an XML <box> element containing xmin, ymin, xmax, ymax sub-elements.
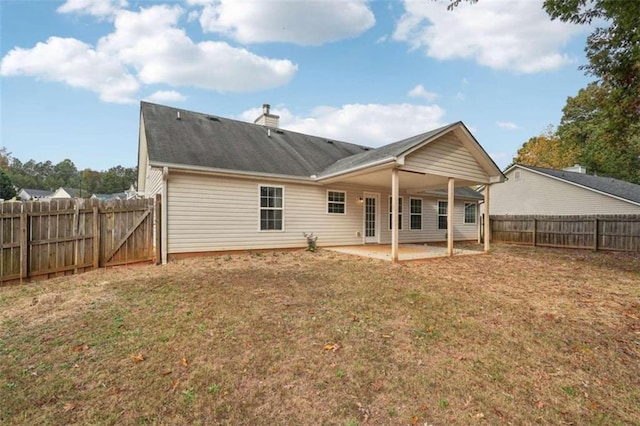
<box><xmin>0</xmin><ymin>168</ymin><xmax>16</xmax><ymax>200</ymax></box>
<box><xmin>543</xmin><ymin>0</ymin><xmax>640</xmax><ymax>183</ymax></box>
<box><xmin>512</xmin><ymin>125</ymin><xmax>579</xmax><ymax>170</ymax></box>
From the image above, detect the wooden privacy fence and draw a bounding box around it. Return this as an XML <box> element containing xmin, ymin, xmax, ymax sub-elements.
<box><xmin>491</xmin><ymin>214</ymin><xmax>640</xmax><ymax>252</ymax></box>
<box><xmin>1</xmin><ymin>197</ymin><xmax>160</xmax><ymax>284</ymax></box>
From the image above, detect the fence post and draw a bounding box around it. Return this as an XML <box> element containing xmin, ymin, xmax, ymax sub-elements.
<box><xmin>593</xmin><ymin>218</ymin><xmax>598</xmax><ymax>251</ymax></box>
<box><xmin>93</xmin><ymin>205</ymin><xmax>100</xmax><ymax>269</ymax></box>
<box><xmin>20</xmin><ymin>210</ymin><xmax>28</xmax><ymax>280</ymax></box>
<box><xmin>532</xmin><ymin>218</ymin><xmax>537</xmax><ymax>246</ymax></box>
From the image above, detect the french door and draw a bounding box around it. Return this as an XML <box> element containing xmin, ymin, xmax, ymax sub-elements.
<box><xmin>363</xmin><ymin>193</ymin><xmax>379</xmax><ymax>243</ymax></box>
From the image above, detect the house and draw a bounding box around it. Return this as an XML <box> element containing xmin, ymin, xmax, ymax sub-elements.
<box><xmin>17</xmin><ymin>188</ymin><xmax>54</xmax><ymax>200</ymax></box>
<box><xmin>137</xmin><ymin>102</ymin><xmax>505</xmax><ymax>263</ymax></box>
<box><xmin>91</xmin><ymin>192</ymin><xmax>127</xmax><ymax>201</ymax></box>
<box><xmin>489</xmin><ymin>164</ymin><xmax>640</xmax><ymax>215</ymax></box>
<box><xmin>51</xmin><ymin>187</ymin><xmax>88</xmax><ymax>198</ymax></box>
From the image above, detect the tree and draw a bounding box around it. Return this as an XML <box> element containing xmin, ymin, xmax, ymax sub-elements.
<box><xmin>512</xmin><ymin>125</ymin><xmax>579</xmax><ymax>169</ymax></box>
<box><xmin>0</xmin><ymin>168</ymin><xmax>16</xmax><ymax>200</ymax></box>
<box><xmin>0</xmin><ymin>147</ymin><xmax>11</xmax><ymax>170</ymax></box>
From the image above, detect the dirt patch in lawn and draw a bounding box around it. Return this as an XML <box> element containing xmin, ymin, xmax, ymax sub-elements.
<box><xmin>1</xmin><ymin>245</ymin><xmax>638</xmax><ymax>425</ymax></box>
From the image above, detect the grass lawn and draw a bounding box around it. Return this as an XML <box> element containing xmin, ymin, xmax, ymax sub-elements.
<box><xmin>1</xmin><ymin>244</ymin><xmax>638</xmax><ymax>425</ymax></box>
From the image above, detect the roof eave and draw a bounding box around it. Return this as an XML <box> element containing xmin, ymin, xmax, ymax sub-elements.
<box><xmin>315</xmin><ymin>157</ymin><xmax>397</xmax><ymax>183</ymax></box>
<box><xmin>148</xmin><ymin>161</ymin><xmax>317</xmax><ymax>184</ymax></box>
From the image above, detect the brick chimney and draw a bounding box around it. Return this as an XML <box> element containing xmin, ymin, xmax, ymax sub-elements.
<box><xmin>253</xmin><ymin>103</ymin><xmax>279</xmax><ymax>128</ymax></box>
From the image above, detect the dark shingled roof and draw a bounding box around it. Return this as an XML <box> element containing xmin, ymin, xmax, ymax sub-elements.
<box><xmin>520</xmin><ymin>165</ymin><xmax>640</xmax><ymax>205</ymax></box>
<box><xmin>142</xmin><ymin>102</ymin><xmax>370</xmax><ymax>177</ymax></box>
<box><xmin>20</xmin><ymin>189</ymin><xmax>54</xmax><ymax>198</ymax></box>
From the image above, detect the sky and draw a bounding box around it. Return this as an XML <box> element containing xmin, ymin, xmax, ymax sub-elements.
<box><xmin>1</xmin><ymin>0</ymin><xmax>595</xmax><ymax>172</ymax></box>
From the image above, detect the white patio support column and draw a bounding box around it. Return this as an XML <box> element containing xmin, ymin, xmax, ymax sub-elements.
<box><xmin>391</xmin><ymin>168</ymin><xmax>399</xmax><ymax>263</ymax></box>
<box><xmin>447</xmin><ymin>177</ymin><xmax>455</xmax><ymax>257</ymax></box>
<box><xmin>484</xmin><ymin>184</ymin><xmax>491</xmax><ymax>253</ymax></box>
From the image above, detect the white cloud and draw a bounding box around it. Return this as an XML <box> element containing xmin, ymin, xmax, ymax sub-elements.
<box><xmin>57</xmin><ymin>0</ymin><xmax>128</xmax><ymax>18</ymax></box>
<box><xmin>0</xmin><ymin>5</ymin><xmax>298</xmax><ymax>103</ymax></box>
<box><xmin>0</xmin><ymin>36</ymin><xmax>139</xmax><ymax>103</ymax></box>
<box><xmin>196</xmin><ymin>0</ymin><xmax>375</xmax><ymax>45</ymax></box>
<box><xmin>496</xmin><ymin>121</ymin><xmax>519</xmax><ymax>130</ymax></box>
<box><xmin>240</xmin><ymin>103</ymin><xmax>447</xmax><ymax>146</ymax></box>
<box><xmin>408</xmin><ymin>84</ymin><xmax>438</xmax><ymax>101</ymax></box>
<box><xmin>145</xmin><ymin>90</ymin><xmax>186</xmax><ymax>103</ymax></box>
<box><xmin>393</xmin><ymin>0</ymin><xmax>584</xmax><ymax>73</ymax></box>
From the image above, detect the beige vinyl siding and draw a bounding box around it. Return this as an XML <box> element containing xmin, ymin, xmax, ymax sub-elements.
<box><xmin>404</xmin><ymin>134</ymin><xmax>489</xmax><ymax>182</ymax></box>
<box><xmin>167</xmin><ymin>174</ymin><xmax>364</xmax><ymax>253</ymax></box>
<box><xmin>137</xmin><ymin>114</ymin><xmax>149</xmax><ymax>192</ymax></box>
<box><xmin>166</xmin><ymin>172</ymin><xmax>480</xmax><ymax>254</ymax></box>
<box><xmin>491</xmin><ymin>168</ymin><xmax>640</xmax><ymax>215</ymax></box>
<box><xmin>145</xmin><ymin>166</ymin><xmax>163</xmax><ymax>198</ymax></box>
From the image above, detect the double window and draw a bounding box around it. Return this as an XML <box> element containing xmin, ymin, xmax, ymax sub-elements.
<box><xmin>327</xmin><ymin>190</ymin><xmax>346</xmax><ymax>214</ymax></box>
<box><xmin>388</xmin><ymin>197</ymin><xmax>403</xmax><ymax>230</ymax></box>
<box><xmin>410</xmin><ymin>198</ymin><xmax>422</xmax><ymax>230</ymax></box>
<box><xmin>259</xmin><ymin>185</ymin><xmax>283</xmax><ymax>230</ymax></box>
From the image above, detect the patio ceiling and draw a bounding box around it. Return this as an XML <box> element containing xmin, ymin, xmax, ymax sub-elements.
<box><xmin>330</xmin><ymin>166</ymin><xmax>482</xmax><ymax>192</ymax></box>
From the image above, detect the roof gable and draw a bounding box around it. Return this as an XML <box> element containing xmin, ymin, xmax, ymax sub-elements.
<box><xmin>512</xmin><ymin>165</ymin><xmax>640</xmax><ymax>205</ymax></box>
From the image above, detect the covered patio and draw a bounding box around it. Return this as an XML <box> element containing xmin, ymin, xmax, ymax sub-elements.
<box><xmin>316</xmin><ymin>122</ymin><xmax>506</xmax><ymax>262</ymax></box>
<box><xmin>325</xmin><ymin>243</ymin><xmax>484</xmax><ymax>262</ymax></box>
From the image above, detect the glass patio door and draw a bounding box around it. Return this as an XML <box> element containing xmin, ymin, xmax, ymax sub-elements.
<box><xmin>364</xmin><ymin>194</ymin><xmax>379</xmax><ymax>243</ymax></box>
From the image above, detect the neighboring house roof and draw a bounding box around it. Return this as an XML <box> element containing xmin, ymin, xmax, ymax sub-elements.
<box><xmin>18</xmin><ymin>188</ymin><xmax>54</xmax><ymax>199</ymax></box>
<box><xmin>92</xmin><ymin>192</ymin><xmax>127</xmax><ymax>201</ymax></box>
<box><xmin>141</xmin><ymin>101</ymin><xmax>369</xmax><ymax>178</ymax></box>
<box><xmin>514</xmin><ymin>165</ymin><xmax>640</xmax><ymax>205</ymax></box>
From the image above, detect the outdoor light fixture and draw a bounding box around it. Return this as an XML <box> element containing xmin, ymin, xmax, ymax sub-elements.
<box><xmin>358</xmin><ymin>197</ymin><xmax>364</xmax><ymax>204</ymax></box>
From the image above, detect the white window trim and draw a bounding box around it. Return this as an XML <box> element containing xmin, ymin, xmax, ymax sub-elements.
<box><xmin>409</xmin><ymin>197</ymin><xmax>423</xmax><ymax>231</ymax></box>
<box><xmin>464</xmin><ymin>202</ymin><xmax>477</xmax><ymax>225</ymax></box>
<box><xmin>258</xmin><ymin>184</ymin><xmax>285</xmax><ymax>232</ymax></box>
<box><xmin>437</xmin><ymin>200</ymin><xmax>448</xmax><ymax>230</ymax></box>
<box><xmin>326</xmin><ymin>189</ymin><xmax>347</xmax><ymax>215</ymax></box>
<box><xmin>388</xmin><ymin>196</ymin><xmax>403</xmax><ymax>231</ymax></box>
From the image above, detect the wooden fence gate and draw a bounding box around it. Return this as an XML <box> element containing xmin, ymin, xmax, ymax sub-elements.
<box><xmin>1</xmin><ymin>197</ymin><xmax>159</xmax><ymax>284</ymax></box>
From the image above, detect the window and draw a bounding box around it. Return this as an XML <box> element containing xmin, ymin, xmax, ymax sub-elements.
<box><xmin>410</xmin><ymin>198</ymin><xmax>422</xmax><ymax>230</ymax></box>
<box><xmin>327</xmin><ymin>190</ymin><xmax>346</xmax><ymax>214</ymax></box>
<box><xmin>259</xmin><ymin>185</ymin><xmax>283</xmax><ymax>230</ymax></box>
<box><xmin>464</xmin><ymin>203</ymin><xmax>477</xmax><ymax>224</ymax></box>
<box><xmin>437</xmin><ymin>201</ymin><xmax>448</xmax><ymax>230</ymax></box>
<box><xmin>388</xmin><ymin>197</ymin><xmax>402</xmax><ymax>230</ymax></box>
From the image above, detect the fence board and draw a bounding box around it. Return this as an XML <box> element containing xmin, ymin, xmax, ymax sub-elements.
<box><xmin>491</xmin><ymin>214</ymin><xmax>640</xmax><ymax>252</ymax></box>
<box><xmin>1</xmin><ymin>197</ymin><xmax>158</xmax><ymax>284</ymax></box>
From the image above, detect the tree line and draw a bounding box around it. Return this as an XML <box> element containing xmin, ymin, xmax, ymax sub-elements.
<box><xmin>0</xmin><ymin>148</ymin><xmax>136</xmax><ymax>200</ymax></box>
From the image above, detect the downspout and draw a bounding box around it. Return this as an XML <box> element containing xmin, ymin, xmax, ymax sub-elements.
<box><xmin>162</xmin><ymin>166</ymin><xmax>169</xmax><ymax>264</ymax></box>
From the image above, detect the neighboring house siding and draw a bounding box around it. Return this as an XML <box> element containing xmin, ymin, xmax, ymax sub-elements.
<box><xmin>145</xmin><ymin>166</ymin><xmax>163</xmax><ymax>197</ymax></box>
<box><xmin>166</xmin><ymin>173</ymin><xmax>478</xmax><ymax>254</ymax></box>
<box><xmin>491</xmin><ymin>168</ymin><xmax>640</xmax><ymax>215</ymax></box>
<box><xmin>405</xmin><ymin>134</ymin><xmax>489</xmax><ymax>182</ymax></box>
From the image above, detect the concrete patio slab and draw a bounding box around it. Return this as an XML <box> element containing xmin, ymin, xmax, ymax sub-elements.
<box><xmin>324</xmin><ymin>244</ymin><xmax>483</xmax><ymax>261</ymax></box>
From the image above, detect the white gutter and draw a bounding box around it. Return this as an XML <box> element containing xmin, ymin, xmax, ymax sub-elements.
<box><xmin>149</xmin><ymin>161</ymin><xmax>316</xmax><ymax>184</ymax></box>
<box><xmin>161</xmin><ymin>166</ymin><xmax>168</xmax><ymax>265</ymax></box>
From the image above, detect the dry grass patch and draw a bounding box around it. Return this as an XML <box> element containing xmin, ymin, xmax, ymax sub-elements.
<box><xmin>1</xmin><ymin>245</ymin><xmax>638</xmax><ymax>425</ymax></box>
